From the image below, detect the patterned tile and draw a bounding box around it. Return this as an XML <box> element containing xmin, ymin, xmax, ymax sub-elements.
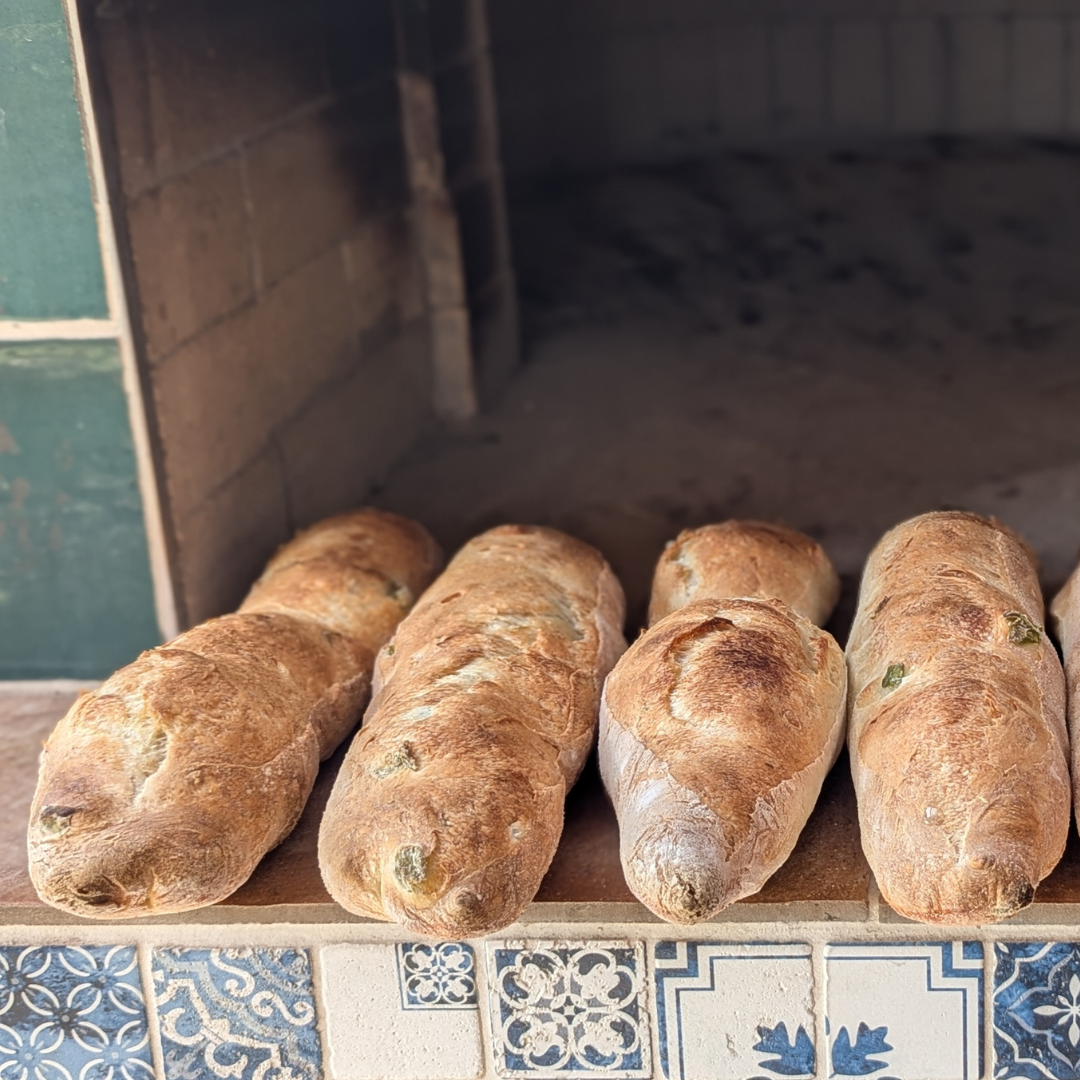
<box><xmin>0</xmin><ymin>944</ymin><xmax>153</xmax><ymax>1080</ymax></box>
<box><xmin>486</xmin><ymin>941</ymin><xmax>649</xmax><ymax>1078</ymax></box>
<box><xmin>321</xmin><ymin>943</ymin><xmax>482</xmax><ymax>1079</ymax></box>
<box><xmin>397</xmin><ymin>943</ymin><xmax>478</xmax><ymax>1009</ymax></box>
<box><xmin>826</xmin><ymin>942</ymin><xmax>984</xmax><ymax>1080</ymax></box>
<box><xmin>653</xmin><ymin>941</ymin><xmax>815</xmax><ymax>1080</ymax></box>
<box><xmin>152</xmin><ymin>947</ymin><xmax>320</xmax><ymax>1080</ymax></box>
<box><xmin>993</xmin><ymin>942</ymin><xmax>1080</xmax><ymax>1079</ymax></box>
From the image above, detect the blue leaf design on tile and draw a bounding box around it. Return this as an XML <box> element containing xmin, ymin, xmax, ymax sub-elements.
<box><xmin>755</xmin><ymin>1022</ymin><xmax>816</xmax><ymax>1075</ymax></box>
<box><xmin>831</xmin><ymin>1023</ymin><xmax>893</xmax><ymax>1075</ymax></box>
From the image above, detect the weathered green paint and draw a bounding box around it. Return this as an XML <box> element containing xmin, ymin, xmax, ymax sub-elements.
<box><xmin>0</xmin><ymin>0</ymin><xmax>108</xmax><ymax>320</ymax></box>
<box><xmin>0</xmin><ymin>341</ymin><xmax>159</xmax><ymax>678</ymax></box>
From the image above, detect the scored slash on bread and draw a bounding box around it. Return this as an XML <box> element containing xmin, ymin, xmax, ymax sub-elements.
<box><xmin>28</xmin><ymin>508</ymin><xmax>442</xmax><ymax>918</ymax></box>
<box><xmin>600</xmin><ymin>521</ymin><xmax>848</xmax><ymax>924</ymax></box>
<box><xmin>847</xmin><ymin>511</ymin><xmax>1070</xmax><ymax>924</ymax></box>
<box><xmin>317</xmin><ymin>524</ymin><xmax>626</xmax><ymax>937</ymax></box>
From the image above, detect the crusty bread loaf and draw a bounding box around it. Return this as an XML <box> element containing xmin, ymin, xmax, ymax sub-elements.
<box><xmin>318</xmin><ymin>524</ymin><xmax>626</xmax><ymax>936</ymax></box>
<box><xmin>601</xmin><ymin>521</ymin><xmax>846</xmax><ymax>923</ymax></box>
<box><xmin>848</xmin><ymin>511</ymin><xmax>1069</xmax><ymax>924</ymax></box>
<box><xmin>649</xmin><ymin>520</ymin><xmax>840</xmax><ymax>626</ymax></box>
<box><xmin>28</xmin><ymin>509</ymin><xmax>441</xmax><ymax>918</ymax></box>
<box><xmin>1051</xmin><ymin>566</ymin><xmax>1080</xmax><ymax>837</ymax></box>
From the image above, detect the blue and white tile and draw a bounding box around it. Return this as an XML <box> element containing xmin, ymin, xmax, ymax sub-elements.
<box><xmin>826</xmin><ymin>942</ymin><xmax>984</xmax><ymax>1080</ymax></box>
<box><xmin>993</xmin><ymin>941</ymin><xmax>1080</xmax><ymax>1079</ymax></box>
<box><xmin>152</xmin><ymin>947</ymin><xmax>321</xmax><ymax>1080</ymax></box>
<box><xmin>0</xmin><ymin>944</ymin><xmax>153</xmax><ymax>1080</ymax></box>
<box><xmin>653</xmin><ymin>941</ymin><xmax>815</xmax><ymax>1080</ymax></box>
<box><xmin>320</xmin><ymin>943</ymin><xmax>482</xmax><ymax>1079</ymax></box>
<box><xmin>486</xmin><ymin>941</ymin><xmax>649</xmax><ymax>1078</ymax></box>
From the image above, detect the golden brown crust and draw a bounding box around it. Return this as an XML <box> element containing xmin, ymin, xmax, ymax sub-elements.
<box><xmin>242</xmin><ymin>509</ymin><xmax>441</xmax><ymax>653</ymax></box>
<box><xmin>649</xmin><ymin>521</ymin><xmax>840</xmax><ymax>627</ymax></box>
<box><xmin>601</xmin><ymin>597</ymin><xmax>846</xmax><ymax>922</ymax></box>
<box><xmin>318</xmin><ymin>524</ymin><xmax>627</xmax><ymax>936</ymax></box>
<box><xmin>847</xmin><ymin>511</ymin><xmax>1069</xmax><ymax>924</ymax></box>
<box><xmin>1050</xmin><ymin>567</ymin><xmax>1080</xmax><ymax>841</ymax></box>
<box><xmin>28</xmin><ymin>508</ymin><xmax>441</xmax><ymax>918</ymax></box>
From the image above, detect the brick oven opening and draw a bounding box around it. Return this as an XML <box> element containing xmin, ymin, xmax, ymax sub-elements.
<box><xmin>4</xmin><ymin>0</ymin><xmax>1080</xmax><ymax>915</ymax></box>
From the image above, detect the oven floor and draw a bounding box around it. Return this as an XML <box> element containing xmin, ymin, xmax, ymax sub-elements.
<box><xmin>5</xmin><ymin>681</ymin><xmax>1080</xmax><ymax>920</ymax></box>
<box><xmin>377</xmin><ymin>138</ymin><xmax>1080</xmax><ymax>638</ymax></box>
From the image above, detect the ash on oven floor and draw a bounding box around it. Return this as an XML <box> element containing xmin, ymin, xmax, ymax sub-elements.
<box><xmin>376</xmin><ymin>139</ymin><xmax>1080</xmax><ymax>641</ymax></box>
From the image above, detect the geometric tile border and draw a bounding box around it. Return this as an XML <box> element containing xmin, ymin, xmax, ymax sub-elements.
<box><xmin>827</xmin><ymin>942</ymin><xmax>984</xmax><ymax>1080</ymax></box>
<box><xmin>41</xmin><ymin>934</ymin><xmax>1080</xmax><ymax>1079</ymax></box>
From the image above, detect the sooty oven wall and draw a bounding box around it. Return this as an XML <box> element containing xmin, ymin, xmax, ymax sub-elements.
<box><xmin>361</xmin><ymin>0</ymin><xmax>1080</xmax><ymax>634</ymax></box>
<box><xmin>79</xmin><ymin>0</ymin><xmax>515</xmax><ymax>629</ymax></box>
<box><xmin>489</xmin><ymin>0</ymin><xmax>1080</xmax><ymax>177</ymax></box>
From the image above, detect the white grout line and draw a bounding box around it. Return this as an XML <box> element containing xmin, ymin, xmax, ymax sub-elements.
<box><xmin>812</xmin><ymin>941</ymin><xmax>829</xmax><ymax>1080</ymax></box>
<box><xmin>474</xmin><ymin>938</ymin><xmax>498</xmax><ymax>1080</ymax></box>
<box><xmin>61</xmin><ymin>0</ymin><xmax>180</xmax><ymax>642</ymax></box>
<box><xmin>307</xmin><ymin>945</ymin><xmax>335</xmax><ymax>1080</ymax></box>
<box><xmin>136</xmin><ymin>941</ymin><xmax>167</xmax><ymax>1080</ymax></box>
<box><xmin>983</xmin><ymin>942</ymin><xmax>996</xmax><ymax>1080</ymax></box>
<box><xmin>643</xmin><ymin>940</ymin><xmax>663</xmax><ymax>1080</ymax></box>
<box><xmin>0</xmin><ymin>319</ymin><xmax>121</xmax><ymax>341</ymax></box>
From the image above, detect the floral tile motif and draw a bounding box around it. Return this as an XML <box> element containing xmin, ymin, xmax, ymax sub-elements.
<box><xmin>397</xmin><ymin>943</ymin><xmax>477</xmax><ymax>1010</ymax></box>
<box><xmin>152</xmin><ymin>947</ymin><xmax>320</xmax><ymax>1080</ymax></box>
<box><xmin>993</xmin><ymin>942</ymin><xmax>1080</xmax><ymax>1079</ymax></box>
<box><xmin>0</xmin><ymin>944</ymin><xmax>153</xmax><ymax>1080</ymax></box>
<box><xmin>826</xmin><ymin>942</ymin><xmax>984</xmax><ymax>1080</ymax></box>
<box><xmin>321</xmin><ymin>943</ymin><xmax>482</xmax><ymax>1079</ymax></box>
<box><xmin>653</xmin><ymin>941</ymin><xmax>815</xmax><ymax>1080</ymax></box>
<box><xmin>486</xmin><ymin>941</ymin><xmax>649</xmax><ymax>1077</ymax></box>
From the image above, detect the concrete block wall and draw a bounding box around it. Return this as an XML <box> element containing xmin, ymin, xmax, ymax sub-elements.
<box><xmin>84</xmin><ymin>0</ymin><xmax>434</xmax><ymax>626</ymax></box>
<box><xmin>489</xmin><ymin>0</ymin><xmax>1080</xmax><ymax>176</ymax></box>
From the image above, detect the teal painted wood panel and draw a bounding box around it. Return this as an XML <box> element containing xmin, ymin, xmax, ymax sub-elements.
<box><xmin>0</xmin><ymin>0</ymin><xmax>109</xmax><ymax>320</ymax></box>
<box><xmin>0</xmin><ymin>341</ymin><xmax>159</xmax><ymax>678</ymax></box>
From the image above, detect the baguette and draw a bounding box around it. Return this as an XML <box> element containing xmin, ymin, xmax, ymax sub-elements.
<box><xmin>847</xmin><ymin>511</ymin><xmax>1069</xmax><ymax>923</ymax></box>
<box><xmin>600</xmin><ymin>521</ymin><xmax>846</xmax><ymax>923</ymax></box>
<box><xmin>318</xmin><ymin>524</ymin><xmax>626</xmax><ymax>936</ymax></box>
<box><xmin>28</xmin><ymin>508</ymin><xmax>441</xmax><ymax>918</ymax></box>
<box><xmin>1051</xmin><ymin>565</ymin><xmax>1080</xmax><ymax>836</ymax></box>
<box><xmin>649</xmin><ymin>519</ymin><xmax>840</xmax><ymax>626</ymax></box>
